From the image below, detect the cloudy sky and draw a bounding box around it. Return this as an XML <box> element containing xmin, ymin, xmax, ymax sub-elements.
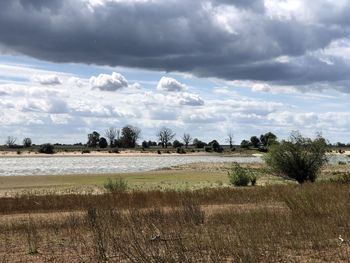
<box><xmin>0</xmin><ymin>0</ymin><xmax>350</xmax><ymax>144</ymax></box>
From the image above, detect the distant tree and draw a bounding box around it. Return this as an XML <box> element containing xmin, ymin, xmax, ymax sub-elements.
<box><xmin>226</xmin><ymin>130</ymin><xmax>234</xmax><ymax>148</ymax></box>
<box><xmin>265</xmin><ymin>131</ymin><xmax>327</xmax><ymax>184</ymax></box>
<box><xmin>209</xmin><ymin>140</ymin><xmax>223</xmax><ymax>152</ymax></box>
<box><xmin>120</xmin><ymin>125</ymin><xmax>141</xmax><ymax>148</ymax></box>
<box><xmin>260</xmin><ymin>132</ymin><xmax>277</xmax><ymax>147</ymax></box>
<box><xmin>113</xmin><ymin>138</ymin><xmax>123</xmax><ymax>148</ymax></box>
<box><xmin>99</xmin><ymin>137</ymin><xmax>108</xmax><ymax>148</ymax></box>
<box><xmin>23</xmin><ymin>138</ymin><xmax>32</xmax><ymax>148</ymax></box>
<box><xmin>209</xmin><ymin>140</ymin><xmax>219</xmax><ymax>151</ymax></box>
<box><xmin>173</xmin><ymin>140</ymin><xmax>183</xmax><ymax>148</ymax></box>
<box><xmin>240</xmin><ymin>140</ymin><xmax>251</xmax><ymax>149</ymax></box>
<box><xmin>6</xmin><ymin>136</ymin><xmax>16</xmax><ymax>148</ymax></box>
<box><xmin>148</xmin><ymin>141</ymin><xmax>157</xmax><ymax>147</ymax></box>
<box><xmin>182</xmin><ymin>133</ymin><xmax>192</xmax><ymax>148</ymax></box>
<box><xmin>193</xmin><ymin>138</ymin><xmax>207</xmax><ymax>148</ymax></box>
<box><xmin>250</xmin><ymin>136</ymin><xmax>260</xmax><ymax>148</ymax></box>
<box><xmin>156</xmin><ymin>127</ymin><xmax>175</xmax><ymax>148</ymax></box>
<box><xmin>142</xmin><ymin>140</ymin><xmax>149</xmax><ymax>148</ymax></box>
<box><xmin>87</xmin><ymin>131</ymin><xmax>100</xmax><ymax>147</ymax></box>
<box><xmin>105</xmin><ymin>127</ymin><xmax>118</xmax><ymax>147</ymax></box>
<box><xmin>336</xmin><ymin>142</ymin><xmax>346</xmax><ymax>147</ymax></box>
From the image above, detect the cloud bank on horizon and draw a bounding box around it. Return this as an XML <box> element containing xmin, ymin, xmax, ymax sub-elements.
<box><xmin>0</xmin><ymin>0</ymin><xmax>350</xmax><ymax>144</ymax></box>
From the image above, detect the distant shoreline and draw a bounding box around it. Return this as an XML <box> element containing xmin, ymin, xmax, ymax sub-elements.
<box><xmin>0</xmin><ymin>149</ymin><xmax>348</xmax><ymax>158</ymax></box>
<box><xmin>0</xmin><ymin>150</ymin><xmax>249</xmax><ymax>158</ymax></box>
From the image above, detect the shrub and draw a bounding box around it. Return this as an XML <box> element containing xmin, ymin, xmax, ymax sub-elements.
<box><xmin>204</xmin><ymin>146</ymin><xmax>212</xmax><ymax>152</ymax></box>
<box><xmin>216</xmin><ymin>146</ymin><xmax>224</xmax><ymax>153</ymax></box>
<box><xmin>81</xmin><ymin>149</ymin><xmax>91</xmax><ymax>154</ymax></box>
<box><xmin>103</xmin><ymin>178</ymin><xmax>128</xmax><ymax>193</ymax></box>
<box><xmin>228</xmin><ymin>162</ymin><xmax>253</xmax><ymax>186</ymax></box>
<box><xmin>330</xmin><ymin>173</ymin><xmax>350</xmax><ymax>184</ymax></box>
<box><xmin>157</xmin><ymin>150</ymin><xmax>161</xmax><ymax>154</ymax></box>
<box><xmin>264</xmin><ymin>131</ymin><xmax>327</xmax><ymax>184</ymax></box>
<box><xmin>111</xmin><ymin>148</ymin><xmax>120</xmax><ymax>154</ymax></box>
<box><xmin>250</xmin><ymin>173</ymin><xmax>257</xmax><ymax>186</ymax></box>
<box><xmin>39</xmin><ymin>143</ymin><xmax>55</xmax><ymax>154</ymax></box>
<box><xmin>176</xmin><ymin>147</ymin><xmax>186</xmax><ymax>154</ymax></box>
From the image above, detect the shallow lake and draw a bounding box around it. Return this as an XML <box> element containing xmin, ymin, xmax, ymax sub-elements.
<box><xmin>0</xmin><ymin>154</ymin><xmax>348</xmax><ymax>176</ymax></box>
<box><xmin>0</xmin><ymin>155</ymin><xmax>262</xmax><ymax>176</ymax></box>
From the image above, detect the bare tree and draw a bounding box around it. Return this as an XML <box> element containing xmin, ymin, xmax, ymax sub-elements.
<box><xmin>6</xmin><ymin>136</ymin><xmax>16</xmax><ymax>148</ymax></box>
<box><xmin>23</xmin><ymin>138</ymin><xmax>32</xmax><ymax>148</ymax></box>
<box><xmin>157</xmin><ymin>127</ymin><xmax>176</xmax><ymax>148</ymax></box>
<box><xmin>226</xmin><ymin>130</ymin><xmax>234</xmax><ymax>148</ymax></box>
<box><xmin>182</xmin><ymin>133</ymin><xmax>192</xmax><ymax>148</ymax></box>
<box><xmin>105</xmin><ymin>127</ymin><xmax>118</xmax><ymax>146</ymax></box>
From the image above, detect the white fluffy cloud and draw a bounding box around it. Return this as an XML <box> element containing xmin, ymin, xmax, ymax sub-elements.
<box><xmin>32</xmin><ymin>74</ymin><xmax>62</xmax><ymax>85</ymax></box>
<box><xmin>178</xmin><ymin>92</ymin><xmax>204</xmax><ymax>106</ymax></box>
<box><xmin>1</xmin><ymin>61</ymin><xmax>350</xmax><ymax>144</ymax></box>
<box><xmin>90</xmin><ymin>72</ymin><xmax>128</xmax><ymax>91</ymax></box>
<box><xmin>157</xmin><ymin>77</ymin><xmax>187</xmax><ymax>92</ymax></box>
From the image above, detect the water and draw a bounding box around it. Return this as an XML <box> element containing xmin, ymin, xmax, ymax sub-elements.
<box><xmin>0</xmin><ymin>155</ymin><xmax>262</xmax><ymax>176</ymax></box>
<box><xmin>0</xmin><ymin>154</ymin><xmax>348</xmax><ymax>176</ymax></box>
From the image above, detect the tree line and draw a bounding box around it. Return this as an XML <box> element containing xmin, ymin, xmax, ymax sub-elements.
<box><xmin>240</xmin><ymin>132</ymin><xmax>278</xmax><ymax>151</ymax></box>
<box><xmin>3</xmin><ymin>127</ymin><xmax>350</xmax><ymax>150</ymax></box>
<box><xmin>85</xmin><ymin>126</ymin><xmax>237</xmax><ymax>152</ymax></box>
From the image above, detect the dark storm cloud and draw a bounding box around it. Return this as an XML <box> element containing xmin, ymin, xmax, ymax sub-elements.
<box><xmin>1</xmin><ymin>0</ymin><xmax>350</xmax><ymax>88</ymax></box>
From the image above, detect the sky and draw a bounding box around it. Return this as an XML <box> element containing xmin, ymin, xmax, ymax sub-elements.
<box><xmin>0</xmin><ymin>0</ymin><xmax>350</xmax><ymax>145</ymax></box>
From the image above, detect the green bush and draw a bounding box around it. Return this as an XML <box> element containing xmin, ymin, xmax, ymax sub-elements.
<box><xmin>228</xmin><ymin>162</ymin><xmax>255</xmax><ymax>186</ymax></box>
<box><xmin>39</xmin><ymin>144</ymin><xmax>55</xmax><ymax>154</ymax></box>
<box><xmin>81</xmin><ymin>149</ymin><xmax>91</xmax><ymax>154</ymax></box>
<box><xmin>103</xmin><ymin>178</ymin><xmax>128</xmax><ymax>193</ymax></box>
<box><xmin>264</xmin><ymin>131</ymin><xmax>327</xmax><ymax>184</ymax></box>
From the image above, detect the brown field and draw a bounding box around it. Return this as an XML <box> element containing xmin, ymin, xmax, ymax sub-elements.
<box><xmin>0</xmin><ymin>182</ymin><xmax>350</xmax><ymax>262</ymax></box>
<box><xmin>0</xmin><ymin>163</ymin><xmax>350</xmax><ymax>262</ymax></box>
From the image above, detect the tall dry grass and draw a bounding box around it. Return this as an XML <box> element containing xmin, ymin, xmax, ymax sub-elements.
<box><xmin>0</xmin><ymin>184</ymin><xmax>349</xmax><ymax>262</ymax></box>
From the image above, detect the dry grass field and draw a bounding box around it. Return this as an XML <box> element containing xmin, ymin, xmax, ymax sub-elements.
<box><xmin>0</xmin><ymin>163</ymin><xmax>350</xmax><ymax>262</ymax></box>
<box><xmin>0</xmin><ymin>183</ymin><xmax>350</xmax><ymax>262</ymax></box>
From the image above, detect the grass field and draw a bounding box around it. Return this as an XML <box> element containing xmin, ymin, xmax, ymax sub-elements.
<box><xmin>0</xmin><ymin>183</ymin><xmax>350</xmax><ymax>262</ymax></box>
<box><xmin>0</xmin><ymin>163</ymin><xmax>350</xmax><ymax>262</ymax></box>
<box><xmin>0</xmin><ymin>162</ymin><xmax>348</xmax><ymax>196</ymax></box>
<box><xmin>0</xmin><ymin>162</ymin><xmax>284</xmax><ymax>196</ymax></box>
